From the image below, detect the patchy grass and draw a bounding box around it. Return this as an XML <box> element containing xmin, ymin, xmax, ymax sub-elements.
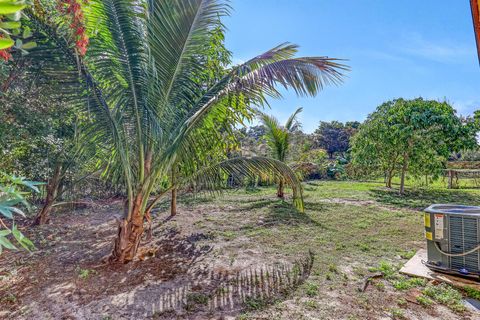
<box><xmin>186</xmin><ymin>180</ymin><xmax>479</xmax><ymax>318</ymax></box>
<box><xmin>303</xmin><ymin>281</ymin><xmax>319</xmax><ymax>297</ymax></box>
<box><xmin>392</xmin><ymin>277</ymin><xmax>426</xmax><ymax>290</ymax></box>
<box><xmin>76</xmin><ymin>267</ymin><xmax>96</xmax><ymax>280</ymax></box>
<box><xmin>390</xmin><ymin>307</ymin><xmax>406</xmax><ymax>319</ymax></box>
<box><xmin>463</xmin><ymin>286</ymin><xmax>480</xmax><ymax>300</ymax></box>
<box><xmin>422</xmin><ymin>283</ymin><xmax>466</xmax><ymax>313</ymax></box>
<box><xmin>416</xmin><ymin>295</ymin><xmax>434</xmax><ymax>307</ymax></box>
<box><xmin>3</xmin><ymin>179</ymin><xmax>480</xmax><ymax>319</ymax></box>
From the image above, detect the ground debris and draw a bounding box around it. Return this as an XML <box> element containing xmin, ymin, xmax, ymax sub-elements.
<box><xmin>358</xmin><ymin>272</ymin><xmax>383</xmax><ymax>292</ymax></box>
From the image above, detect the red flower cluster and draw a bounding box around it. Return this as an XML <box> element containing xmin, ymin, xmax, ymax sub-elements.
<box><xmin>0</xmin><ymin>48</ymin><xmax>12</xmax><ymax>61</ymax></box>
<box><xmin>0</xmin><ymin>34</ymin><xmax>12</xmax><ymax>61</ymax></box>
<box><xmin>57</xmin><ymin>0</ymin><xmax>89</xmax><ymax>56</ymax></box>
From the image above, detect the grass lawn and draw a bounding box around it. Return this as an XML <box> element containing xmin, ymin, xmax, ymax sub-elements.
<box><xmin>2</xmin><ymin>180</ymin><xmax>480</xmax><ymax>319</ymax></box>
<box><xmin>191</xmin><ymin>180</ymin><xmax>480</xmax><ymax>319</ymax></box>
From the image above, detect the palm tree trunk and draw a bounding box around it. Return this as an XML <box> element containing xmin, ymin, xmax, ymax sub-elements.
<box><xmin>170</xmin><ymin>188</ymin><xmax>177</xmax><ymax>216</ymax></box>
<box><xmin>170</xmin><ymin>169</ymin><xmax>177</xmax><ymax>216</ymax></box>
<box><xmin>277</xmin><ymin>179</ymin><xmax>284</xmax><ymax>198</ymax></box>
<box><xmin>33</xmin><ymin>163</ymin><xmax>63</xmax><ymax>225</ymax></box>
<box><xmin>110</xmin><ymin>194</ymin><xmax>145</xmax><ymax>263</ymax></box>
<box><xmin>143</xmin><ymin>187</ymin><xmax>173</xmax><ymax>241</ymax></box>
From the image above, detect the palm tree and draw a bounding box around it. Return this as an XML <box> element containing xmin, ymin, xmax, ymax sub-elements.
<box><xmin>259</xmin><ymin>107</ymin><xmax>303</xmax><ymax>198</ymax></box>
<box><xmin>27</xmin><ymin>0</ymin><xmax>348</xmax><ymax>263</ymax></box>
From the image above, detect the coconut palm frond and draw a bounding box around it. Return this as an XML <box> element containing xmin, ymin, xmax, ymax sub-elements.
<box><xmin>188</xmin><ymin>156</ymin><xmax>304</xmax><ymax>212</ymax></box>
<box><xmin>285</xmin><ymin>107</ymin><xmax>303</xmax><ymax>131</ymax></box>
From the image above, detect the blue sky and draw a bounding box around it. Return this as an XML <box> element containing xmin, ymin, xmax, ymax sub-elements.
<box><xmin>224</xmin><ymin>0</ymin><xmax>480</xmax><ymax>133</ymax></box>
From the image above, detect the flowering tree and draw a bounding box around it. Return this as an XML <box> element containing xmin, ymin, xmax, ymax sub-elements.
<box><xmin>56</xmin><ymin>0</ymin><xmax>89</xmax><ymax>55</ymax></box>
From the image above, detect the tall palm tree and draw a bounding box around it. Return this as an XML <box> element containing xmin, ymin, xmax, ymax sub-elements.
<box><xmin>259</xmin><ymin>107</ymin><xmax>303</xmax><ymax>198</ymax></box>
<box><xmin>27</xmin><ymin>0</ymin><xmax>348</xmax><ymax>263</ymax></box>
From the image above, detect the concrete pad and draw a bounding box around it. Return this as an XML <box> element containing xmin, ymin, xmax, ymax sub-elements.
<box><xmin>464</xmin><ymin>298</ymin><xmax>480</xmax><ymax>312</ymax></box>
<box><xmin>399</xmin><ymin>249</ymin><xmax>480</xmax><ymax>290</ymax></box>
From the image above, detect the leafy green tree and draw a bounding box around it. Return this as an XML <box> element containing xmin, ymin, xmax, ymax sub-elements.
<box><xmin>27</xmin><ymin>0</ymin><xmax>347</xmax><ymax>263</ymax></box>
<box><xmin>0</xmin><ymin>24</ymin><xmax>90</xmax><ymax>225</ymax></box>
<box><xmin>314</xmin><ymin>121</ymin><xmax>359</xmax><ymax>158</ymax></box>
<box><xmin>351</xmin><ymin>98</ymin><xmax>477</xmax><ymax>194</ymax></box>
<box><xmin>0</xmin><ymin>0</ymin><xmax>96</xmax><ymax>225</ymax></box>
<box><xmin>0</xmin><ymin>76</ymin><xmax>83</xmax><ymax>225</ymax></box>
<box><xmin>258</xmin><ymin>107</ymin><xmax>303</xmax><ymax>198</ymax></box>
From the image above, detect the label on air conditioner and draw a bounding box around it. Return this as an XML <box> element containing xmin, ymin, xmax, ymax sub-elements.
<box><xmin>424</xmin><ymin>213</ymin><xmax>431</xmax><ymax>228</ymax></box>
<box><xmin>434</xmin><ymin>214</ymin><xmax>444</xmax><ymax>240</ymax></box>
<box><xmin>425</xmin><ymin>231</ymin><xmax>433</xmax><ymax>240</ymax></box>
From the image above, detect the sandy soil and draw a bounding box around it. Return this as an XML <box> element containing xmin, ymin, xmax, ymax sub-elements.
<box><xmin>0</xmin><ymin>193</ymin><xmax>478</xmax><ymax>320</ymax></box>
<box><xmin>0</xmin><ymin>202</ymin><xmax>310</xmax><ymax>320</ymax></box>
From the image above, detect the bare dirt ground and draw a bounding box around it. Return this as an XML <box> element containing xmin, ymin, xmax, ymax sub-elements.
<box><xmin>0</xmin><ymin>199</ymin><xmax>311</xmax><ymax>320</ymax></box>
<box><xmin>1</xmin><ymin>182</ymin><xmax>479</xmax><ymax>319</ymax></box>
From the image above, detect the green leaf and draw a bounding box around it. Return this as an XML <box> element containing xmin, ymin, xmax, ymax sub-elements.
<box><xmin>0</xmin><ymin>21</ymin><xmax>20</xmax><ymax>29</ymax></box>
<box><xmin>5</xmin><ymin>11</ymin><xmax>21</xmax><ymax>21</ymax></box>
<box><xmin>21</xmin><ymin>180</ymin><xmax>43</xmax><ymax>192</ymax></box>
<box><xmin>0</xmin><ymin>3</ymin><xmax>26</xmax><ymax>15</ymax></box>
<box><xmin>12</xmin><ymin>225</ymin><xmax>35</xmax><ymax>251</ymax></box>
<box><xmin>0</xmin><ymin>235</ymin><xmax>17</xmax><ymax>250</ymax></box>
<box><xmin>21</xmin><ymin>41</ymin><xmax>36</xmax><ymax>50</ymax></box>
<box><xmin>0</xmin><ymin>206</ymin><xmax>13</xmax><ymax>219</ymax></box>
<box><xmin>0</xmin><ymin>229</ymin><xmax>11</xmax><ymax>237</ymax></box>
<box><xmin>0</xmin><ymin>37</ymin><xmax>14</xmax><ymax>49</ymax></box>
<box><xmin>22</xmin><ymin>25</ymin><xmax>31</xmax><ymax>38</ymax></box>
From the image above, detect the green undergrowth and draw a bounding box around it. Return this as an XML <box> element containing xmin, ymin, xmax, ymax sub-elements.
<box><xmin>370</xmin><ymin>260</ymin><xmax>467</xmax><ymax>313</ymax></box>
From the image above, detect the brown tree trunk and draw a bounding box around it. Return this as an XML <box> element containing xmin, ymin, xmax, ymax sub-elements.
<box><xmin>33</xmin><ymin>163</ymin><xmax>63</xmax><ymax>225</ymax></box>
<box><xmin>144</xmin><ymin>208</ymin><xmax>153</xmax><ymax>241</ymax></box>
<box><xmin>277</xmin><ymin>179</ymin><xmax>284</xmax><ymax>198</ymax></box>
<box><xmin>170</xmin><ymin>188</ymin><xmax>177</xmax><ymax>216</ymax></box>
<box><xmin>110</xmin><ymin>194</ymin><xmax>145</xmax><ymax>263</ymax></box>
<box><xmin>386</xmin><ymin>169</ymin><xmax>393</xmax><ymax>188</ymax></box>
<box><xmin>399</xmin><ymin>154</ymin><xmax>408</xmax><ymax>195</ymax></box>
<box><xmin>144</xmin><ymin>187</ymin><xmax>173</xmax><ymax>241</ymax></box>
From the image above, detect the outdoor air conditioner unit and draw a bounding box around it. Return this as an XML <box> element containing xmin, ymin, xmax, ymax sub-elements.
<box><xmin>425</xmin><ymin>204</ymin><xmax>480</xmax><ymax>278</ymax></box>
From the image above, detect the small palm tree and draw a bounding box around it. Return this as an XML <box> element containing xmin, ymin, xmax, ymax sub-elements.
<box><xmin>259</xmin><ymin>107</ymin><xmax>303</xmax><ymax>198</ymax></box>
<box><xmin>26</xmin><ymin>0</ymin><xmax>348</xmax><ymax>263</ymax></box>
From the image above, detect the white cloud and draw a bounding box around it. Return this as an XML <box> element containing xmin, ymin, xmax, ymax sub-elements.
<box><xmin>397</xmin><ymin>32</ymin><xmax>475</xmax><ymax>63</ymax></box>
<box><xmin>451</xmin><ymin>99</ymin><xmax>480</xmax><ymax>115</ymax></box>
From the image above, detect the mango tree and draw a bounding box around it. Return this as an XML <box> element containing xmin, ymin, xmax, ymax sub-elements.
<box><xmin>351</xmin><ymin>98</ymin><xmax>478</xmax><ymax>193</ymax></box>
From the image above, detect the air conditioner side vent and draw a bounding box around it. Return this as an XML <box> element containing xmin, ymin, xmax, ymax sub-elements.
<box><xmin>449</xmin><ymin>216</ymin><xmax>479</xmax><ymax>273</ymax></box>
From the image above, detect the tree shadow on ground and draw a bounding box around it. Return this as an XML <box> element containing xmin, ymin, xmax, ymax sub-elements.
<box><xmin>123</xmin><ymin>251</ymin><xmax>315</xmax><ymax>319</ymax></box>
<box><xmin>263</xmin><ymin>202</ymin><xmax>324</xmax><ymax>228</ymax></box>
<box><xmin>152</xmin><ymin>194</ymin><xmax>214</xmax><ymax>213</ymax></box>
<box><xmin>229</xmin><ymin>198</ymin><xmax>279</xmax><ymax>211</ymax></box>
<box><xmin>224</xmin><ymin>196</ymin><xmax>323</xmax><ymax>228</ymax></box>
<box><xmin>369</xmin><ymin>187</ymin><xmax>480</xmax><ymax>210</ymax></box>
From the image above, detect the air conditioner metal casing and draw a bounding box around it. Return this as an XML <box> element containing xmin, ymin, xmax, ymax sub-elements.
<box><xmin>425</xmin><ymin>204</ymin><xmax>480</xmax><ymax>278</ymax></box>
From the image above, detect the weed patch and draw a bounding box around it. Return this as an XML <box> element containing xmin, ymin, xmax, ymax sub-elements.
<box><xmin>423</xmin><ymin>284</ymin><xmax>466</xmax><ymax>313</ymax></box>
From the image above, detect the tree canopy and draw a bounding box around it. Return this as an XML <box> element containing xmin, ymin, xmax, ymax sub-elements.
<box><xmin>314</xmin><ymin>121</ymin><xmax>359</xmax><ymax>158</ymax></box>
<box><xmin>350</xmin><ymin>98</ymin><xmax>478</xmax><ymax>193</ymax></box>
